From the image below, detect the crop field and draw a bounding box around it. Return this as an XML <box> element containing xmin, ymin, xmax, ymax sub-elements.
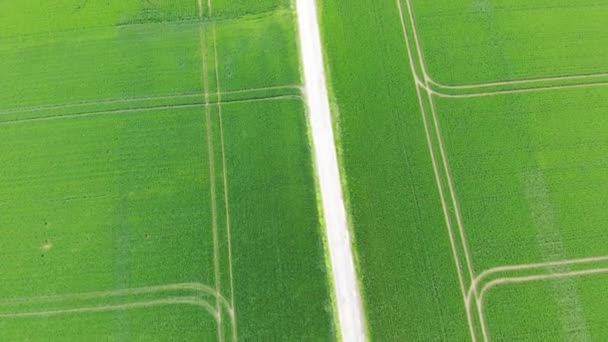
<box><xmin>321</xmin><ymin>0</ymin><xmax>608</xmax><ymax>340</ymax></box>
<box><xmin>0</xmin><ymin>0</ymin><xmax>336</xmax><ymax>341</ymax></box>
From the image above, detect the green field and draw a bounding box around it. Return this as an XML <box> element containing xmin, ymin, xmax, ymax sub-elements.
<box><xmin>321</xmin><ymin>0</ymin><xmax>608</xmax><ymax>340</ymax></box>
<box><xmin>319</xmin><ymin>0</ymin><xmax>469</xmax><ymax>339</ymax></box>
<box><xmin>483</xmin><ymin>271</ymin><xmax>608</xmax><ymax>339</ymax></box>
<box><xmin>408</xmin><ymin>0</ymin><xmax>608</xmax><ymax>85</ymax></box>
<box><xmin>0</xmin><ymin>1</ymin><xmax>335</xmax><ymax>340</ymax></box>
<box><xmin>7</xmin><ymin>0</ymin><xmax>608</xmax><ymax>340</ymax></box>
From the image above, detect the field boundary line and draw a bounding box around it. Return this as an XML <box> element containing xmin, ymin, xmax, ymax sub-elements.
<box><xmin>0</xmin><ymin>94</ymin><xmax>203</xmax><ymax>116</ymax></box>
<box><xmin>0</xmin><ymin>85</ymin><xmax>302</xmax><ymax>116</ymax></box>
<box><xmin>402</xmin><ymin>0</ymin><xmax>479</xmax><ymax>310</ymax></box>
<box><xmin>426</xmin><ymin>92</ymin><xmax>481</xmax><ymax>298</ymax></box>
<box><xmin>0</xmin><ymin>296</ymin><xmax>219</xmax><ymax>321</ymax></box>
<box><xmin>0</xmin><ymin>96</ymin><xmax>303</xmax><ymax>126</ymax></box>
<box><xmin>219</xmin><ymin>95</ymin><xmax>302</xmax><ymax>104</ymax></box>
<box><xmin>416</xmin><ymin>88</ymin><xmax>477</xmax><ymax>336</ymax></box>
<box><xmin>403</xmin><ymin>0</ymin><xmax>490</xmax><ymax>337</ymax></box>
<box><xmin>396</xmin><ymin>0</ymin><xmax>477</xmax><ymax>339</ymax></box>
<box><xmin>429</xmin><ymin>81</ymin><xmax>608</xmax><ymax>99</ymax></box>
<box><xmin>296</xmin><ymin>0</ymin><xmax>366</xmax><ymax>340</ymax></box>
<box><xmin>0</xmin><ymin>103</ymin><xmax>205</xmax><ymax>124</ymax></box>
<box><xmin>475</xmin><ymin>266</ymin><xmax>608</xmax><ymax>338</ymax></box>
<box><xmin>401</xmin><ymin>0</ymin><xmax>608</xmax><ymax>94</ymax></box>
<box><xmin>196</xmin><ymin>1</ymin><xmax>224</xmax><ymax>339</ymax></box>
<box><xmin>427</xmin><ymin>72</ymin><xmax>608</xmax><ymax>90</ymax></box>
<box><xmin>210</xmin><ymin>0</ymin><xmax>238</xmax><ymax>339</ymax></box>
<box><xmin>479</xmin><ymin>267</ymin><xmax>608</xmax><ymax>301</ymax></box>
<box><xmin>466</xmin><ymin>254</ymin><xmax>608</xmax><ymax>303</ymax></box>
<box><xmin>0</xmin><ymin>283</ymin><xmax>232</xmax><ymax>312</ymax></box>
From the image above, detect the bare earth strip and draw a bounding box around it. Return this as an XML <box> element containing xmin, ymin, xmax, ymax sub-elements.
<box><xmin>295</xmin><ymin>0</ymin><xmax>366</xmax><ymax>340</ymax></box>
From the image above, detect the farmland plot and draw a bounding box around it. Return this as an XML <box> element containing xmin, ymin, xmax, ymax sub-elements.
<box><xmin>320</xmin><ymin>0</ymin><xmax>608</xmax><ymax>339</ymax></box>
<box><xmin>0</xmin><ymin>0</ymin><xmax>335</xmax><ymax>340</ymax></box>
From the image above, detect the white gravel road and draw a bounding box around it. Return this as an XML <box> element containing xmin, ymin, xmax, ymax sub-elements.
<box><xmin>295</xmin><ymin>1</ymin><xmax>366</xmax><ymax>341</ymax></box>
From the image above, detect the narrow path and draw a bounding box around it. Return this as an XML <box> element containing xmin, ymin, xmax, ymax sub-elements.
<box><xmin>295</xmin><ymin>1</ymin><xmax>366</xmax><ymax>341</ymax></box>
